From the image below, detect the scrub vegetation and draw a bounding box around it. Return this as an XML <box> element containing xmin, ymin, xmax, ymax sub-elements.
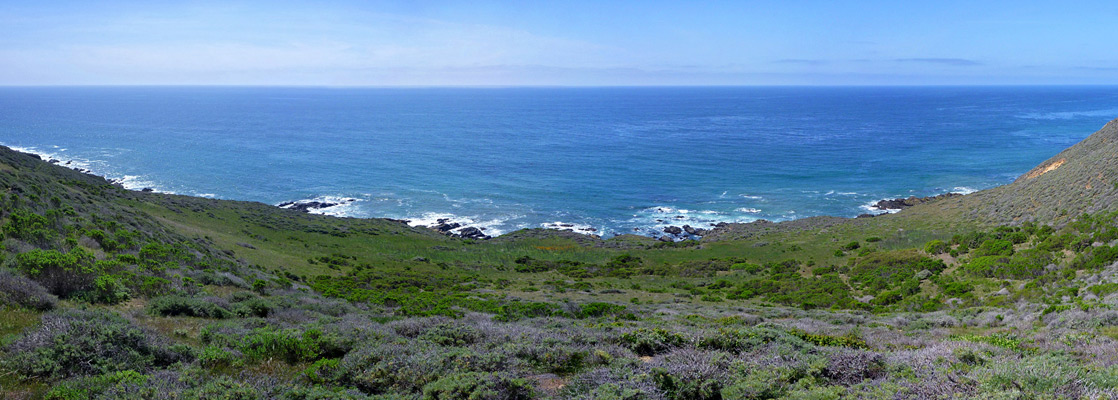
<box><xmin>6</xmin><ymin>119</ymin><xmax>1118</xmax><ymax>399</ymax></box>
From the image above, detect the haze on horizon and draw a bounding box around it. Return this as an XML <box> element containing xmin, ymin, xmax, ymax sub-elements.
<box><xmin>1</xmin><ymin>0</ymin><xmax>1117</xmax><ymax>87</ymax></box>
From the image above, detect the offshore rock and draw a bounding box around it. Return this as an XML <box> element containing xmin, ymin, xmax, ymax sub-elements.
<box><xmin>872</xmin><ymin>193</ymin><xmax>962</xmax><ymax>211</ymax></box>
<box><xmin>663</xmin><ymin>226</ymin><xmax>683</xmax><ymax>235</ymax></box>
<box><xmin>278</xmin><ymin>200</ymin><xmax>339</xmax><ymax>213</ymax></box>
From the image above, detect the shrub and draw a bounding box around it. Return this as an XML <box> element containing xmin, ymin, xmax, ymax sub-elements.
<box><xmin>2</xmin><ymin>209</ymin><xmax>55</xmax><ymax>245</ymax></box>
<box><xmin>822</xmin><ymin>349</ymin><xmax>885</xmax><ymax>385</ymax></box>
<box><xmin>962</xmin><ymin>249</ymin><xmax>1052</xmax><ymax>279</ymax></box>
<box><xmin>421</xmin><ymin>372</ymin><xmax>534</xmax><ymax>400</ymax></box>
<box><xmin>2</xmin><ymin>309</ymin><xmax>188</xmax><ymax>379</ymax></box>
<box><xmin>0</xmin><ymin>268</ymin><xmax>57</xmax><ymax>310</ymax></box>
<box><xmin>972</xmin><ymin>239</ymin><xmax>1014</xmax><ymax>257</ymax></box>
<box><xmin>420</xmin><ymin>323</ymin><xmax>483</xmax><ymax>346</ymax></box>
<box><xmin>231</xmin><ymin>297</ymin><xmax>273</xmax><ymax>318</ymax></box>
<box><xmin>197</xmin><ymin>345</ymin><xmax>241</xmax><ymax>368</ymax></box>
<box><xmin>650</xmin><ymin>349</ymin><xmax>730</xmax><ymax>400</ymax></box>
<box><xmin>923</xmin><ymin>240</ymin><xmax>948</xmax><ymax>255</ymax></box>
<box><xmin>14</xmin><ymin>248</ymin><xmax>97</xmax><ymax>297</ymax></box>
<box><xmin>233</xmin><ymin>326</ymin><xmax>350</xmax><ymax>363</ymax></box>
<box><xmin>88</xmin><ymin>274</ymin><xmax>131</xmax><ymax>304</ymax></box>
<box><xmin>620</xmin><ymin>328</ymin><xmax>687</xmax><ymax>356</ymax></box>
<box><xmin>849</xmin><ymin>250</ymin><xmax>945</xmax><ymax>292</ymax></box>
<box><xmin>787</xmin><ymin>329</ymin><xmax>868</xmax><ymax>349</ymax></box>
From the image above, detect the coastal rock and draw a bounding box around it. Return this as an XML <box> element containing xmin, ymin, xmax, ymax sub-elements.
<box><xmin>663</xmin><ymin>226</ymin><xmax>683</xmax><ymax>235</ymax></box>
<box><xmin>856</xmin><ymin>213</ymin><xmax>876</xmax><ymax>218</ymax></box>
<box><xmin>141</xmin><ymin>188</ymin><xmax>154</xmax><ymax>192</ymax></box>
<box><xmin>457</xmin><ymin>227</ymin><xmax>489</xmax><ymax>240</ymax></box>
<box><xmin>658</xmin><ymin>235</ymin><xmax>674</xmax><ymax>242</ymax></box>
<box><xmin>682</xmin><ymin>225</ymin><xmax>707</xmax><ymax>236</ymax></box>
<box><xmin>433</xmin><ymin>219</ymin><xmax>462</xmax><ymax>233</ymax></box>
<box><xmin>872</xmin><ymin>193</ymin><xmax>962</xmax><ymax>211</ymax></box>
<box><xmin>278</xmin><ymin>201</ymin><xmax>340</xmax><ymax>212</ymax></box>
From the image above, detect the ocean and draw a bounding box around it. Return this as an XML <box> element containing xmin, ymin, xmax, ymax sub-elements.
<box><xmin>2</xmin><ymin>86</ymin><xmax>1117</xmax><ymax>238</ymax></box>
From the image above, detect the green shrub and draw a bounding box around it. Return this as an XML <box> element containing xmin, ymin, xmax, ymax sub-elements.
<box><xmin>420</xmin><ymin>324</ymin><xmax>483</xmax><ymax>346</ymax></box>
<box><xmin>236</xmin><ymin>326</ymin><xmax>348</xmax><ymax>363</ymax></box>
<box><xmin>421</xmin><ymin>372</ymin><xmax>534</xmax><ymax>400</ymax></box>
<box><xmin>699</xmin><ymin>326</ymin><xmax>808</xmax><ymax>353</ymax></box>
<box><xmin>972</xmin><ymin>239</ymin><xmax>1014</xmax><ymax>257</ymax></box>
<box><xmin>849</xmin><ymin>250</ymin><xmax>945</xmax><ymax>292</ymax></box>
<box><xmin>923</xmin><ymin>240</ymin><xmax>948</xmax><ymax>255</ymax></box>
<box><xmin>197</xmin><ymin>345</ymin><xmax>240</xmax><ymax>368</ymax></box>
<box><xmin>621</xmin><ymin>328</ymin><xmax>687</xmax><ymax>356</ymax></box>
<box><xmin>88</xmin><ymin>274</ymin><xmax>130</xmax><ymax>304</ymax></box>
<box><xmin>15</xmin><ymin>248</ymin><xmax>98</xmax><ymax>297</ymax></box>
<box><xmin>2</xmin><ymin>209</ymin><xmax>55</xmax><ymax>245</ymax></box>
<box><xmin>962</xmin><ymin>249</ymin><xmax>1053</xmax><ymax>279</ymax></box>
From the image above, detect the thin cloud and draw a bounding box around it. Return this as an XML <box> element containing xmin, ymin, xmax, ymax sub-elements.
<box><xmin>1071</xmin><ymin>66</ymin><xmax>1118</xmax><ymax>71</ymax></box>
<box><xmin>895</xmin><ymin>58</ymin><xmax>982</xmax><ymax>66</ymax></box>
<box><xmin>773</xmin><ymin>59</ymin><xmax>828</xmax><ymax>66</ymax></box>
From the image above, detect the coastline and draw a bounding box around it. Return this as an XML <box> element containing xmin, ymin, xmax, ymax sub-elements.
<box><xmin>2</xmin><ymin>143</ymin><xmax>976</xmax><ymax>242</ymax></box>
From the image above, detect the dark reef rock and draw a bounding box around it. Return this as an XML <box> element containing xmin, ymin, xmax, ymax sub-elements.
<box><xmin>682</xmin><ymin>225</ymin><xmax>707</xmax><ymax>236</ymax></box>
<box><xmin>457</xmin><ymin>227</ymin><xmax>488</xmax><ymax>240</ymax></box>
<box><xmin>663</xmin><ymin>226</ymin><xmax>683</xmax><ymax>235</ymax></box>
<box><xmin>278</xmin><ymin>200</ymin><xmax>339</xmax><ymax>212</ymax></box>
<box><xmin>872</xmin><ymin>193</ymin><xmax>962</xmax><ymax>211</ymax></box>
<box><xmin>141</xmin><ymin>188</ymin><xmax>154</xmax><ymax>192</ymax></box>
<box><xmin>658</xmin><ymin>235</ymin><xmax>674</xmax><ymax>242</ymax></box>
<box><xmin>433</xmin><ymin>219</ymin><xmax>462</xmax><ymax>233</ymax></box>
<box><xmin>856</xmin><ymin>213</ymin><xmax>877</xmax><ymax>218</ymax></box>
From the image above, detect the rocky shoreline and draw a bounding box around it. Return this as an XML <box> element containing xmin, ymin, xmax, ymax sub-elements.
<box><xmin>269</xmin><ymin>190</ymin><xmax>968</xmax><ymax>243</ymax></box>
<box><xmin>870</xmin><ymin>192</ymin><xmax>962</xmax><ymax>211</ymax></box>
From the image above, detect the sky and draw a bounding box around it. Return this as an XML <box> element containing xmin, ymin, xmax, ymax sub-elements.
<box><xmin>1</xmin><ymin>1</ymin><xmax>1117</xmax><ymax>86</ymax></box>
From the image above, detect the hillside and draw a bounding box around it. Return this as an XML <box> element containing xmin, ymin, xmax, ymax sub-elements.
<box><xmin>4</xmin><ymin>120</ymin><xmax>1118</xmax><ymax>399</ymax></box>
<box><xmin>933</xmin><ymin>118</ymin><xmax>1118</xmax><ymax>226</ymax></box>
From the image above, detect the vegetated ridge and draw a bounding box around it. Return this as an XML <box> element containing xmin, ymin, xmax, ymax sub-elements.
<box><xmin>3</xmin><ymin>119</ymin><xmax>1118</xmax><ymax>399</ymax></box>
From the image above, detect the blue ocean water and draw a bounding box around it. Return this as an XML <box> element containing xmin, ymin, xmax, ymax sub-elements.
<box><xmin>2</xmin><ymin>86</ymin><xmax>1117</xmax><ymax>237</ymax></box>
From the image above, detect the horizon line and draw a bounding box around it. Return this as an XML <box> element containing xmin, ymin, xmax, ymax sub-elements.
<box><xmin>2</xmin><ymin>83</ymin><xmax>1118</xmax><ymax>89</ymax></box>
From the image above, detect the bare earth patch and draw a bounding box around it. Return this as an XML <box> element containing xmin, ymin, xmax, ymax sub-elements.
<box><xmin>1024</xmin><ymin>158</ymin><xmax>1066</xmax><ymax>179</ymax></box>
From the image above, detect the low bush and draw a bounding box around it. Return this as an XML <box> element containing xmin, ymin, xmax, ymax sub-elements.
<box><xmin>924</xmin><ymin>240</ymin><xmax>948</xmax><ymax>255</ymax></box>
<box><xmin>14</xmin><ymin>247</ymin><xmax>98</xmax><ymax>297</ymax></box>
<box><xmin>421</xmin><ymin>372</ymin><xmax>534</xmax><ymax>400</ymax></box>
<box><xmin>2</xmin><ymin>309</ymin><xmax>188</xmax><ymax>379</ymax></box>
<box><xmin>620</xmin><ymin>328</ymin><xmax>687</xmax><ymax>356</ymax></box>
<box><xmin>0</xmin><ymin>268</ymin><xmax>57</xmax><ymax>310</ymax></box>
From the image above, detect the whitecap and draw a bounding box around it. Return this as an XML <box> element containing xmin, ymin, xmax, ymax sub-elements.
<box><xmin>951</xmin><ymin>186</ymin><xmax>978</xmax><ymax>195</ymax></box>
<box><xmin>541</xmin><ymin>221</ymin><xmax>599</xmax><ymax>234</ymax></box>
<box><xmin>860</xmin><ymin>201</ymin><xmax>900</xmax><ymax>214</ymax></box>
<box><xmin>278</xmin><ymin>195</ymin><xmax>365</xmax><ymax>218</ymax></box>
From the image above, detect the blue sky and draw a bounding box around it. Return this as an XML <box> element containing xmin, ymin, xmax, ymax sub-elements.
<box><xmin>1</xmin><ymin>1</ymin><xmax>1116</xmax><ymax>86</ymax></box>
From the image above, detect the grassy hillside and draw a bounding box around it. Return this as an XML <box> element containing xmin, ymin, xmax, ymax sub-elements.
<box><xmin>4</xmin><ymin>117</ymin><xmax>1118</xmax><ymax>399</ymax></box>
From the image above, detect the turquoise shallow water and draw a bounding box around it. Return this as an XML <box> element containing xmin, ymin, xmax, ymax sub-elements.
<box><xmin>2</xmin><ymin>86</ymin><xmax>1117</xmax><ymax>237</ymax></box>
